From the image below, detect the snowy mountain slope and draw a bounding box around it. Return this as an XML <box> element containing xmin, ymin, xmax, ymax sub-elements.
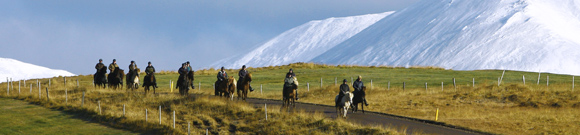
<box><xmin>212</xmin><ymin>12</ymin><xmax>394</xmax><ymax>68</ymax></box>
<box><xmin>312</xmin><ymin>0</ymin><xmax>580</xmax><ymax>75</ymax></box>
<box><xmin>0</xmin><ymin>58</ymin><xmax>75</xmax><ymax>82</ymax></box>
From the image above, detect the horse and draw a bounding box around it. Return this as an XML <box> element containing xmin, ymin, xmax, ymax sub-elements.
<box><xmin>177</xmin><ymin>71</ymin><xmax>190</xmax><ymax>96</ymax></box>
<box><xmin>352</xmin><ymin>86</ymin><xmax>367</xmax><ymax>113</ymax></box>
<box><xmin>237</xmin><ymin>73</ymin><xmax>252</xmax><ymax>101</ymax></box>
<box><xmin>107</xmin><ymin>67</ymin><xmax>124</xmax><ymax>90</ymax></box>
<box><xmin>215</xmin><ymin>76</ymin><xmax>234</xmax><ymax>99</ymax></box>
<box><xmin>227</xmin><ymin>77</ymin><xmax>236</xmax><ymax>100</ymax></box>
<box><xmin>335</xmin><ymin>92</ymin><xmax>354</xmax><ymax>118</ymax></box>
<box><xmin>94</xmin><ymin>66</ymin><xmax>107</xmax><ymax>88</ymax></box>
<box><xmin>126</xmin><ymin>68</ymin><xmax>140</xmax><ymax>91</ymax></box>
<box><xmin>143</xmin><ymin>73</ymin><xmax>156</xmax><ymax>94</ymax></box>
<box><xmin>283</xmin><ymin>77</ymin><xmax>298</xmax><ymax>109</ymax></box>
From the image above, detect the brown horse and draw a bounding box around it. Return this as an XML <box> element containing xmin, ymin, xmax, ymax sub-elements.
<box><xmin>283</xmin><ymin>77</ymin><xmax>298</xmax><ymax>108</ymax></box>
<box><xmin>237</xmin><ymin>73</ymin><xmax>252</xmax><ymax>101</ymax></box>
<box><xmin>108</xmin><ymin>67</ymin><xmax>124</xmax><ymax>90</ymax></box>
<box><xmin>352</xmin><ymin>86</ymin><xmax>367</xmax><ymax>113</ymax></box>
<box><xmin>215</xmin><ymin>76</ymin><xmax>235</xmax><ymax>99</ymax></box>
<box><xmin>143</xmin><ymin>73</ymin><xmax>156</xmax><ymax>94</ymax></box>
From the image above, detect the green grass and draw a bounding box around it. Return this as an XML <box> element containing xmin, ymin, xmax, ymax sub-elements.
<box><xmin>0</xmin><ymin>98</ymin><xmax>136</xmax><ymax>135</ymax></box>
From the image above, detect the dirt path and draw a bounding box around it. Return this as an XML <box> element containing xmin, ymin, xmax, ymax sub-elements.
<box><xmin>243</xmin><ymin>97</ymin><xmax>487</xmax><ymax>135</ymax></box>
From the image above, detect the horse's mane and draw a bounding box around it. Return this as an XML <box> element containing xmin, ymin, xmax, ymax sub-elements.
<box><xmin>292</xmin><ymin>77</ymin><xmax>299</xmax><ymax>86</ymax></box>
<box><xmin>231</xmin><ymin>77</ymin><xmax>237</xmax><ymax>86</ymax></box>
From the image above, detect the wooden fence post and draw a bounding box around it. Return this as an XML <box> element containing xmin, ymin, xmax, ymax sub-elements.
<box><xmin>123</xmin><ymin>104</ymin><xmax>126</xmax><ymax>117</ymax></box>
<box><xmin>453</xmin><ymin>78</ymin><xmax>456</xmax><ymax>91</ymax></box>
<box><xmin>188</xmin><ymin>122</ymin><xmax>191</xmax><ymax>135</ymax></box>
<box><xmin>49</xmin><ymin>79</ymin><xmax>51</xmax><ymax>87</ymax></box>
<box><xmin>265</xmin><ymin>104</ymin><xmax>268</xmax><ymax>120</ymax></box>
<box><xmin>65</xmin><ymin>88</ymin><xmax>68</xmax><ymax>105</ymax></box>
<box><xmin>30</xmin><ymin>84</ymin><xmax>32</xmax><ymax>93</ymax></box>
<box><xmin>320</xmin><ymin>78</ymin><xmax>323</xmax><ymax>88</ymax></box>
<box><xmin>441</xmin><ymin>82</ymin><xmax>444</xmax><ymax>91</ymax></box>
<box><xmin>260</xmin><ymin>84</ymin><xmax>263</xmax><ymax>95</ymax></box>
<box><xmin>307</xmin><ymin>83</ymin><xmax>309</xmax><ymax>92</ymax></box>
<box><xmin>81</xmin><ymin>91</ymin><xmax>85</xmax><ymax>107</ymax></box>
<box><xmin>159</xmin><ymin>106</ymin><xmax>162</xmax><ymax>125</ymax></box>
<box><xmin>425</xmin><ymin>82</ymin><xmax>428</xmax><ymax>93</ymax></box>
<box><xmin>371</xmin><ymin>80</ymin><xmax>373</xmax><ymax>90</ymax></box>
<box><xmin>173</xmin><ymin>110</ymin><xmax>176</xmax><ymax>129</ymax></box>
<box><xmin>45</xmin><ymin>88</ymin><xmax>49</xmax><ymax>101</ymax></box>
<box><xmin>537</xmin><ymin>71</ymin><xmax>541</xmax><ymax>85</ymax></box>
<box><xmin>98</xmin><ymin>101</ymin><xmax>101</xmax><ymax>115</ymax></box>
<box><xmin>523</xmin><ymin>75</ymin><xmax>526</xmax><ymax>85</ymax></box>
<box><xmin>146</xmin><ymin>109</ymin><xmax>148</xmax><ymax>122</ymax></box>
<box><xmin>472</xmin><ymin>78</ymin><xmax>475</xmax><ymax>88</ymax></box>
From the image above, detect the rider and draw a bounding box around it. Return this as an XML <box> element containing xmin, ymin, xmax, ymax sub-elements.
<box><xmin>337</xmin><ymin>79</ymin><xmax>351</xmax><ymax>107</ymax></box>
<box><xmin>238</xmin><ymin>65</ymin><xmax>254</xmax><ymax>92</ymax></box>
<box><xmin>95</xmin><ymin>59</ymin><xmax>105</xmax><ymax>73</ymax></box>
<box><xmin>144</xmin><ymin>61</ymin><xmax>158</xmax><ymax>88</ymax></box>
<box><xmin>353</xmin><ymin>76</ymin><xmax>369</xmax><ymax>106</ymax></box>
<box><xmin>283</xmin><ymin>73</ymin><xmax>295</xmax><ymax>95</ymax></box>
<box><xmin>217</xmin><ymin>67</ymin><xmax>228</xmax><ymax>84</ymax></box>
<box><xmin>286</xmin><ymin>69</ymin><xmax>298</xmax><ymax>100</ymax></box>
<box><xmin>176</xmin><ymin>63</ymin><xmax>188</xmax><ymax>89</ymax></box>
<box><xmin>128</xmin><ymin>60</ymin><xmax>138</xmax><ymax>81</ymax></box>
<box><xmin>108</xmin><ymin>59</ymin><xmax>119</xmax><ymax>72</ymax></box>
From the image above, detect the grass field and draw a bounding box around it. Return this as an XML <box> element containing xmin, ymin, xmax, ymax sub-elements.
<box><xmin>2</xmin><ymin>63</ymin><xmax>579</xmax><ymax>134</ymax></box>
<box><xmin>0</xmin><ymin>98</ymin><xmax>136</xmax><ymax>134</ymax></box>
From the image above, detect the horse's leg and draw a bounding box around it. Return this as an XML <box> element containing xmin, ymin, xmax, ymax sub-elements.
<box><xmin>361</xmin><ymin>103</ymin><xmax>365</xmax><ymax>113</ymax></box>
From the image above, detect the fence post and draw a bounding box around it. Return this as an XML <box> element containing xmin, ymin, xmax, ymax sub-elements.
<box><xmin>260</xmin><ymin>84</ymin><xmax>263</xmax><ymax>95</ymax></box>
<box><xmin>146</xmin><ymin>109</ymin><xmax>148</xmax><ymax>122</ymax></box>
<box><xmin>199</xmin><ymin>82</ymin><xmax>201</xmax><ymax>90</ymax></box>
<box><xmin>320</xmin><ymin>78</ymin><xmax>322</xmax><ymax>88</ymax></box>
<box><xmin>265</xmin><ymin>104</ymin><xmax>268</xmax><ymax>120</ymax></box>
<box><xmin>24</xmin><ymin>80</ymin><xmax>26</xmax><ymax>86</ymax></box>
<box><xmin>159</xmin><ymin>106</ymin><xmax>162</xmax><ymax>125</ymax></box>
<box><xmin>170</xmin><ymin>80</ymin><xmax>173</xmax><ymax>93</ymax></box>
<box><xmin>453</xmin><ymin>78</ymin><xmax>456</xmax><ymax>91</ymax></box>
<box><xmin>45</xmin><ymin>88</ymin><xmax>49</xmax><ymax>101</ymax></box>
<box><xmin>441</xmin><ymin>82</ymin><xmax>444</xmax><ymax>91</ymax></box>
<box><xmin>547</xmin><ymin>75</ymin><xmax>549</xmax><ymax>87</ymax></box>
<box><xmin>38</xmin><ymin>82</ymin><xmax>41</xmax><ymax>98</ymax></box>
<box><xmin>188</xmin><ymin>122</ymin><xmax>191</xmax><ymax>135</ymax></box>
<box><xmin>65</xmin><ymin>88</ymin><xmax>68</xmax><ymax>105</ymax></box>
<box><xmin>537</xmin><ymin>71</ymin><xmax>541</xmax><ymax>85</ymax></box>
<box><xmin>499</xmin><ymin>70</ymin><xmax>505</xmax><ymax>85</ymax></box>
<box><xmin>307</xmin><ymin>83</ymin><xmax>310</xmax><ymax>92</ymax></box>
<box><xmin>77</xmin><ymin>79</ymin><xmax>79</xmax><ymax>87</ymax></box>
<box><xmin>371</xmin><ymin>80</ymin><xmax>373</xmax><ymax>90</ymax></box>
<box><xmin>30</xmin><ymin>84</ymin><xmax>32</xmax><ymax>93</ymax></box>
<box><xmin>523</xmin><ymin>75</ymin><xmax>526</xmax><ymax>85</ymax></box>
<box><xmin>173</xmin><ymin>110</ymin><xmax>176</xmax><ymax>129</ymax></box>
<box><xmin>64</xmin><ymin>77</ymin><xmax>66</xmax><ymax>87</ymax></box>
<box><xmin>49</xmin><ymin>79</ymin><xmax>51</xmax><ymax>87</ymax></box>
<box><xmin>472</xmin><ymin>78</ymin><xmax>475</xmax><ymax>88</ymax></box>
<box><xmin>123</xmin><ymin>104</ymin><xmax>126</xmax><ymax>117</ymax></box>
<box><xmin>98</xmin><ymin>101</ymin><xmax>101</xmax><ymax>115</ymax></box>
<box><xmin>425</xmin><ymin>82</ymin><xmax>428</xmax><ymax>93</ymax></box>
<box><xmin>81</xmin><ymin>91</ymin><xmax>85</xmax><ymax>107</ymax></box>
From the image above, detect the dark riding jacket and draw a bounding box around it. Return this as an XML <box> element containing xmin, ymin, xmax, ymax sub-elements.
<box><xmin>146</xmin><ymin>65</ymin><xmax>155</xmax><ymax>75</ymax></box>
<box><xmin>353</xmin><ymin>80</ymin><xmax>364</xmax><ymax>91</ymax></box>
<box><xmin>178</xmin><ymin>67</ymin><xmax>187</xmax><ymax>75</ymax></box>
<box><xmin>217</xmin><ymin>71</ymin><xmax>228</xmax><ymax>81</ymax></box>
<box><xmin>239</xmin><ymin>69</ymin><xmax>248</xmax><ymax>79</ymax></box>
<box><xmin>339</xmin><ymin>83</ymin><xmax>350</xmax><ymax>97</ymax></box>
<box><xmin>284</xmin><ymin>77</ymin><xmax>295</xmax><ymax>88</ymax></box>
<box><xmin>95</xmin><ymin>63</ymin><xmax>105</xmax><ymax>73</ymax></box>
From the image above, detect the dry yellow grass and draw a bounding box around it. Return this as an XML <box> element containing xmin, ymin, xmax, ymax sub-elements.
<box><xmin>0</xmin><ymin>78</ymin><xmax>405</xmax><ymax>135</ymax></box>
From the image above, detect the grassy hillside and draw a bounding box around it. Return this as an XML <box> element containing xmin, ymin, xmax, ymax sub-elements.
<box><xmin>0</xmin><ymin>98</ymin><xmax>136</xmax><ymax>134</ymax></box>
<box><xmin>2</xmin><ymin>63</ymin><xmax>579</xmax><ymax>134</ymax></box>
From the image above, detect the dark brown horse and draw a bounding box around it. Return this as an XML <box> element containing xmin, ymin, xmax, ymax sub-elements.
<box><xmin>94</xmin><ymin>66</ymin><xmax>107</xmax><ymax>88</ymax></box>
<box><xmin>352</xmin><ymin>86</ymin><xmax>367</xmax><ymax>113</ymax></box>
<box><xmin>143</xmin><ymin>73</ymin><xmax>156</xmax><ymax>94</ymax></box>
<box><xmin>108</xmin><ymin>67</ymin><xmax>124</xmax><ymax>90</ymax></box>
<box><xmin>237</xmin><ymin>73</ymin><xmax>252</xmax><ymax>101</ymax></box>
<box><xmin>283</xmin><ymin>77</ymin><xmax>298</xmax><ymax>108</ymax></box>
<box><xmin>215</xmin><ymin>76</ymin><xmax>235</xmax><ymax>100</ymax></box>
<box><xmin>177</xmin><ymin>71</ymin><xmax>194</xmax><ymax>96</ymax></box>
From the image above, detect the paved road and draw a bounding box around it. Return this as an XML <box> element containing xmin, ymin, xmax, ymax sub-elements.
<box><xmin>244</xmin><ymin>98</ymin><xmax>487</xmax><ymax>135</ymax></box>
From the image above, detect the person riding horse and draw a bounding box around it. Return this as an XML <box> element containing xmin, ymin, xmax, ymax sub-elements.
<box><xmin>284</xmin><ymin>73</ymin><xmax>296</xmax><ymax>94</ymax></box>
<box><xmin>353</xmin><ymin>76</ymin><xmax>369</xmax><ymax>106</ymax></box>
<box><xmin>108</xmin><ymin>59</ymin><xmax>119</xmax><ymax>73</ymax></box>
<box><xmin>217</xmin><ymin>67</ymin><xmax>228</xmax><ymax>85</ymax></box>
<box><xmin>144</xmin><ymin>61</ymin><xmax>157</xmax><ymax>88</ymax></box>
<box><xmin>94</xmin><ymin>59</ymin><xmax>107</xmax><ymax>87</ymax></box>
<box><xmin>337</xmin><ymin>79</ymin><xmax>352</xmax><ymax>107</ymax></box>
<box><xmin>238</xmin><ymin>65</ymin><xmax>254</xmax><ymax>92</ymax></box>
<box><xmin>127</xmin><ymin>60</ymin><xmax>138</xmax><ymax>83</ymax></box>
<box><xmin>95</xmin><ymin>59</ymin><xmax>105</xmax><ymax>72</ymax></box>
<box><xmin>287</xmin><ymin>69</ymin><xmax>298</xmax><ymax>100</ymax></box>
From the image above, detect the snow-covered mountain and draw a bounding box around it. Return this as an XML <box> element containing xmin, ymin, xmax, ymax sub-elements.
<box><xmin>212</xmin><ymin>11</ymin><xmax>394</xmax><ymax>68</ymax></box>
<box><xmin>215</xmin><ymin>0</ymin><xmax>580</xmax><ymax>75</ymax></box>
<box><xmin>0</xmin><ymin>58</ymin><xmax>75</xmax><ymax>83</ymax></box>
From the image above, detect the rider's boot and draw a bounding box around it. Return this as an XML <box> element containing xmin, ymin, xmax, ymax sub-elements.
<box><xmin>249</xmin><ymin>84</ymin><xmax>254</xmax><ymax>92</ymax></box>
<box><xmin>364</xmin><ymin>98</ymin><xmax>369</xmax><ymax>106</ymax></box>
<box><xmin>295</xmin><ymin>91</ymin><xmax>299</xmax><ymax>100</ymax></box>
<box><xmin>155</xmin><ymin>83</ymin><xmax>158</xmax><ymax>88</ymax></box>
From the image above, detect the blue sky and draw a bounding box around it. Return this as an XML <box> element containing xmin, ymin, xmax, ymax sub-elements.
<box><xmin>0</xmin><ymin>0</ymin><xmax>419</xmax><ymax>74</ymax></box>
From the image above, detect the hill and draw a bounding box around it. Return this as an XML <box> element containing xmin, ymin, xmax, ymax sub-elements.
<box><xmin>0</xmin><ymin>58</ymin><xmax>75</xmax><ymax>82</ymax></box>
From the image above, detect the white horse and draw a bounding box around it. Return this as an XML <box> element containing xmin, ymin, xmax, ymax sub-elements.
<box><xmin>132</xmin><ymin>75</ymin><xmax>140</xmax><ymax>90</ymax></box>
<box><xmin>335</xmin><ymin>92</ymin><xmax>354</xmax><ymax>118</ymax></box>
